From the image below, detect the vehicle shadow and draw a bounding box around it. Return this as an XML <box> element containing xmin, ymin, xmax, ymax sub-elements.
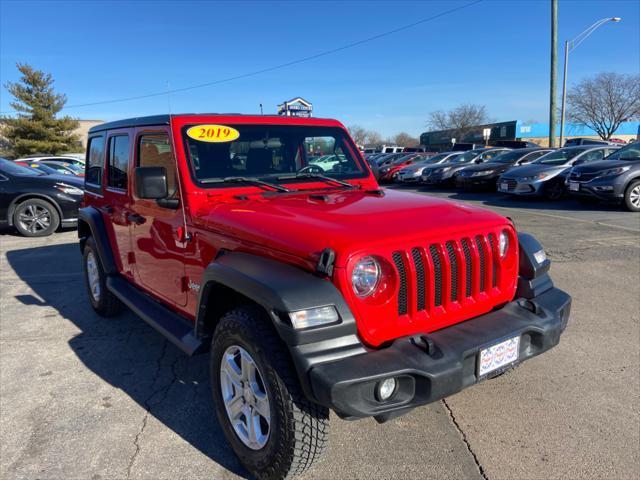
<box><xmin>388</xmin><ymin>184</ymin><xmax>625</xmax><ymax>213</ymax></box>
<box><xmin>5</xmin><ymin>242</ymin><xmax>248</xmax><ymax>478</ymax></box>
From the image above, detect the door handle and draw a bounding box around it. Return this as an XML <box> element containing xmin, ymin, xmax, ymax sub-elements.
<box><xmin>99</xmin><ymin>205</ymin><xmax>113</xmax><ymax>214</ymax></box>
<box><xmin>127</xmin><ymin>213</ymin><xmax>146</xmax><ymax>225</ymax></box>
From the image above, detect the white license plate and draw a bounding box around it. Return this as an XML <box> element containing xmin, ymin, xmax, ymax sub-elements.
<box><xmin>569</xmin><ymin>181</ymin><xmax>580</xmax><ymax>192</ymax></box>
<box><xmin>499</xmin><ymin>182</ymin><xmax>509</xmax><ymax>191</ymax></box>
<box><xmin>478</xmin><ymin>336</ymin><xmax>520</xmax><ymax>377</ymax></box>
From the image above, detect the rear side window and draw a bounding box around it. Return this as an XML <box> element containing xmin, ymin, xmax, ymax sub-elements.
<box><xmin>86</xmin><ymin>135</ymin><xmax>104</xmax><ymax>188</ymax></box>
<box><xmin>107</xmin><ymin>135</ymin><xmax>130</xmax><ymax>190</ymax></box>
<box><xmin>138</xmin><ymin>134</ymin><xmax>177</xmax><ymax>197</ymax></box>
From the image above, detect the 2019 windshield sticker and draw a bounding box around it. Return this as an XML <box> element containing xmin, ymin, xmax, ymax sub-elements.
<box><xmin>186</xmin><ymin>124</ymin><xmax>240</xmax><ymax>143</ymax></box>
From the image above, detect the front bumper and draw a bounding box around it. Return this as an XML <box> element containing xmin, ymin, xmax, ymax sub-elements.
<box><xmin>308</xmin><ymin>287</ymin><xmax>570</xmax><ymax>420</ymax></box>
<box><xmin>456</xmin><ymin>174</ymin><xmax>498</xmax><ymax>188</ymax></box>
<box><xmin>497</xmin><ymin>178</ymin><xmax>546</xmax><ymax>196</ymax></box>
<box><xmin>567</xmin><ymin>177</ymin><xmax>625</xmax><ymax>201</ymax></box>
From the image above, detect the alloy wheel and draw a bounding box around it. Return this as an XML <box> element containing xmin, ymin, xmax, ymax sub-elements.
<box><xmin>86</xmin><ymin>251</ymin><xmax>101</xmax><ymax>301</ymax></box>
<box><xmin>220</xmin><ymin>345</ymin><xmax>271</xmax><ymax>450</ymax></box>
<box><xmin>630</xmin><ymin>185</ymin><xmax>640</xmax><ymax>208</ymax></box>
<box><xmin>17</xmin><ymin>204</ymin><xmax>51</xmax><ymax>234</ymax></box>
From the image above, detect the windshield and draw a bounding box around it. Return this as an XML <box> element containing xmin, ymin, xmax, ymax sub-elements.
<box><xmin>493</xmin><ymin>150</ymin><xmax>533</xmax><ymax>164</ymax></box>
<box><xmin>448</xmin><ymin>150</ymin><xmax>482</xmax><ymax>163</ymax></box>
<box><xmin>533</xmin><ymin>148</ymin><xmax>586</xmax><ymax>165</ymax></box>
<box><xmin>390</xmin><ymin>154</ymin><xmax>416</xmax><ymax>165</ymax></box>
<box><xmin>184</xmin><ymin>125</ymin><xmax>365</xmax><ymax>185</ymax></box>
<box><xmin>605</xmin><ymin>143</ymin><xmax>640</xmax><ymax>161</ymax></box>
<box><xmin>0</xmin><ymin>158</ymin><xmax>43</xmax><ymax>176</ymax></box>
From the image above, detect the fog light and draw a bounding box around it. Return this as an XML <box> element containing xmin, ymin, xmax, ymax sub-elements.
<box><xmin>376</xmin><ymin>378</ymin><xmax>397</xmax><ymax>401</ymax></box>
<box><xmin>288</xmin><ymin>306</ymin><xmax>339</xmax><ymax>329</ymax></box>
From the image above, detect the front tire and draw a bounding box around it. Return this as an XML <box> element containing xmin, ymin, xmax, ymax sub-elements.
<box><xmin>624</xmin><ymin>180</ymin><xmax>640</xmax><ymax>212</ymax></box>
<box><xmin>13</xmin><ymin>198</ymin><xmax>60</xmax><ymax>237</ymax></box>
<box><xmin>211</xmin><ymin>306</ymin><xmax>329</xmax><ymax>479</ymax></box>
<box><xmin>83</xmin><ymin>237</ymin><xmax>124</xmax><ymax>316</ymax></box>
<box><xmin>544</xmin><ymin>180</ymin><xmax>565</xmax><ymax>201</ymax></box>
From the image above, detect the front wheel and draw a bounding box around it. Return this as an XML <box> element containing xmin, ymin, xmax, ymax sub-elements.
<box><xmin>544</xmin><ymin>180</ymin><xmax>564</xmax><ymax>201</ymax></box>
<box><xmin>13</xmin><ymin>198</ymin><xmax>60</xmax><ymax>237</ymax></box>
<box><xmin>211</xmin><ymin>306</ymin><xmax>329</xmax><ymax>479</ymax></box>
<box><xmin>624</xmin><ymin>180</ymin><xmax>640</xmax><ymax>212</ymax></box>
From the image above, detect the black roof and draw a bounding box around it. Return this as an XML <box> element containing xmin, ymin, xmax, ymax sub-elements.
<box><xmin>87</xmin><ymin>113</ymin><xmax>314</xmax><ymax>134</ymax></box>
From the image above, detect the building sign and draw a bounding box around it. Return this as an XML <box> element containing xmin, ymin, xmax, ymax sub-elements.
<box><xmin>277</xmin><ymin>97</ymin><xmax>313</xmax><ymax>117</ymax></box>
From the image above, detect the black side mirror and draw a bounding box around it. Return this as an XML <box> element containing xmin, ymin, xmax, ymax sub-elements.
<box><xmin>135</xmin><ymin>166</ymin><xmax>168</xmax><ymax>199</ymax></box>
<box><xmin>135</xmin><ymin>166</ymin><xmax>179</xmax><ymax>209</ymax></box>
<box><xmin>474</xmin><ymin>158</ymin><xmax>483</xmax><ymax>163</ymax></box>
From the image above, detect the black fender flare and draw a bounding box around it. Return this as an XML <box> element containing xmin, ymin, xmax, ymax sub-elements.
<box><xmin>516</xmin><ymin>232</ymin><xmax>553</xmax><ymax>299</ymax></box>
<box><xmin>196</xmin><ymin>252</ymin><xmax>366</xmax><ymax>399</ymax></box>
<box><xmin>78</xmin><ymin>206</ymin><xmax>117</xmax><ymax>275</ymax></box>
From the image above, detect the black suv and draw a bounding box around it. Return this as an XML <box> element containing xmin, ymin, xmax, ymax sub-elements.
<box><xmin>0</xmin><ymin>158</ymin><xmax>84</xmax><ymax>236</ymax></box>
<box><xmin>567</xmin><ymin>142</ymin><xmax>640</xmax><ymax>211</ymax></box>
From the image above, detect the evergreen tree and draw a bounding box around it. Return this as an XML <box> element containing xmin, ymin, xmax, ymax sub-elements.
<box><xmin>2</xmin><ymin>63</ymin><xmax>80</xmax><ymax>157</ymax></box>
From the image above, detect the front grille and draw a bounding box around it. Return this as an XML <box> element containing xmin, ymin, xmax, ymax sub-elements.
<box><xmin>569</xmin><ymin>171</ymin><xmax>599</xmax><ymax>182</ymax></box>
<box><xmin>393</xmin><ymin>232</ymin><xmax>502</xmax><ymax>316</ymax></box>
<box><xmin>392</xmin><ymin>252</ymin><xmax>408</xmax><ymax>315</ymax></box>
<box><xmin>429</xmin><ymin>245</ymin><xmax>443</xmax><ymax>307</ymax></box>
<box><xmin>502</xmin><ymin>178</ymin><xmax>517</xmax><ymax>191</ymax></box>
<box><xmin>445</xmin><ymin>242</ymin><xmax>458</xmax><ymax>302</ymax></box>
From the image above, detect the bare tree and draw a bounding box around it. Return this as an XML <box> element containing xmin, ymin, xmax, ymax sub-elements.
<box><xmin>393</xmin><ymin>132</ymin><xmax>419</xmax><ymax>146</ymax></box>
<box><xmin>426</xmin><ymin>104</ymin><xmax>489</xmax><ymax>140</ymax></box>
<box><xmin>566</xmin><ymin>72</ymin><xmax>640</xmax><ymax>140</ymax></box>
<box><xmin>348</xmin><ymin>125</ymin><xmax>368</xmax><ymax>146</ymax></box>
<box><xmin>364</xmin><ymin>130</ymin><xmax>383</xmax><ymax>146</ymax></box>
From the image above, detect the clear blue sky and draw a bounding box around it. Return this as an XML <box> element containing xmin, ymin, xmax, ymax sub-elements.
<box><xmin>1</xmin><ymin>0</ymin><xmax>638</xmax><ymax>137</ymax></box>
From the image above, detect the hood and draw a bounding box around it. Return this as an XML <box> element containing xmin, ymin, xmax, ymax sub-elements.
<box><xmin>421</xmin><ymin>160</ymin><xmax>462</xmax><ymax>172</ymax></box>
<box><xmin>49</xmin><ymin>174</ymin><xmax>84</xmax><ymax>187</ymax></box>
<box><xmin>503</xmin><ymin>163</ymin><xmax>567</xmax><ymax>177</ymax></box>
<box><xmin>197</xmin><ymin>189</ymin><xmax>510</xmax><ymax>267</ymax></box>
<box><xmin>572</xmin><ymin>159</ymin><xmax>640</xmax><ymax>173</ymax></box>
<box><xmin>458</xmin><ymin>162</ymin><xmax>511</xmax><ymax>175</ymax></box>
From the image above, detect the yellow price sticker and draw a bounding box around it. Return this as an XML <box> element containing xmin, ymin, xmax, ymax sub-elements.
<box><xmin>186</xmin><ymin>124</ymin><xmax>240</xmax><ymax>143</ymax></box>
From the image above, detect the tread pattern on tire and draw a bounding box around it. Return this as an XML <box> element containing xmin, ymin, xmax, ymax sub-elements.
<box><xmin>213</xmin><ymin>306</ymin><xmax>329</xmax><ymax>479</ymax></box>
<box><xmin>84</xmin><ymin>237</ymin><xmax>125</xmax><ymax>317</ymax></box>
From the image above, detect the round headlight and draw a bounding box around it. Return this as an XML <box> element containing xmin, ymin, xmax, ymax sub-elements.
<box><xmin>499</xmin><ymin>230</ymin><xmax>509</xmax><ymax>258</ymax></box>
<box><xmin>352</xmin><ymin>256</ymin><xmax>381</xmax><ymax>297</ymax></box>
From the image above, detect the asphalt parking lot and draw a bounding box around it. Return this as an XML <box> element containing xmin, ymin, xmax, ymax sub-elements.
<box><xmin>1</xmin><ymin>188</ymin><xmax>639</xmax><ymax>480</ymax></box>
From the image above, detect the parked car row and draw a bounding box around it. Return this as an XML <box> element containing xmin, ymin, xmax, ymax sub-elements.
<box><xmin>0</xmin><ymin>158</ymin><xmax>84</xmax><ymax>236</ymax></box>
<box><xmin>390</xmin><ymin>143</ymin><xmax>640</xmax><ymax>211</ymax></box>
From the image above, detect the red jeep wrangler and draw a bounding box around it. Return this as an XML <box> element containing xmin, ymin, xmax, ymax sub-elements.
<box><xmin>78</xmin><ymin>114</ymin><xmax>571</xmax><ymax>479</ymax></box>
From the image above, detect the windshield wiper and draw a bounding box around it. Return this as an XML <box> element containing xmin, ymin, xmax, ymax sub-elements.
<box><xmin>279</xmin><ymin>172</ymin><xmax>358</xmax><ymax>189</ymax></box>
<box><xmin>201</xmin><ymin>176</ymin><xmax>291</xmax><ymax>192</ymax></box>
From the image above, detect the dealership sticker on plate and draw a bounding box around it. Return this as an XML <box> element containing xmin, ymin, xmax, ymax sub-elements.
<box><xmin>186</xmin><ymin>124</ymin><xmax>240</xmax><ymax>143</ymax></box>
<box><xmin>478</xmin><ymin>335</ymin><xmax>520</xmax><ymax>377</ymax></box>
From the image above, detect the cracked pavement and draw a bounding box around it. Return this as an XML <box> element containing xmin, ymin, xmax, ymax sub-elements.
<box><xmin>1</xmin><ymin>189</ymin><xmax>639</xmax><ymax>480</ymax></box>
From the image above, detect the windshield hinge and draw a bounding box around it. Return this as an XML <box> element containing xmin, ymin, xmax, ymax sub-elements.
<box><xmin>316</xmin><ymin>248</ymin><xmax>336</xmax><ymax>277</ymax></box>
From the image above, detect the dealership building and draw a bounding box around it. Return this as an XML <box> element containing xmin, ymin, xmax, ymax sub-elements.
<box><xmin>420</xmin><ymin>120</ymin><xmax>640</xmax><ymax>150</ymax></box>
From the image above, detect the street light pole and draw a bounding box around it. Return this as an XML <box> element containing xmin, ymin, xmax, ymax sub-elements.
<box><xmin>549</xmin><ymin>0</ymin><xmax>558</xmax><ymax>148</ymax></box>
<box><xmin>559</xmin><ymin>17</ymin><xmax>622</xmax><ymax>146</ymax></box>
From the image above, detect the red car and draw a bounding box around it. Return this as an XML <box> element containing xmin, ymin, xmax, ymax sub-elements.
<box><xmin>78</xmin><ymin>114</ymin><xmax>571</xmax><ymax>479</ymax></box>
<box><xmin>377</xmin><ymin>153</ymin><xmax>428</xmax><ymax>183</ymax></box>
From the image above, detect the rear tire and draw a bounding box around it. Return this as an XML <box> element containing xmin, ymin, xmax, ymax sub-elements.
<box><xmin>13</xmin><ymin>198</ymin><xmax>60</xmax><ymax>237</ymax></box>
<box><xmin>623</xmin><ymin>180</ymin><xmax>640</xmax><ymax>212</ymax></box>
<box><xmin>83</xmin><ymin>237</ymin><xmax>125</xmax><ymax>316</ymax></box>
<box><xmin>211</xmin><ymin>306</ymin><xmax>329</xmax><ymax>479</ymax></box>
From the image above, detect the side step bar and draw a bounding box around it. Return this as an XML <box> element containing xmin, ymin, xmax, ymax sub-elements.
<box><xmin>106</xmin><ymin>276</ymin><xmax>206</xmax><ymax>356</ymax></box>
